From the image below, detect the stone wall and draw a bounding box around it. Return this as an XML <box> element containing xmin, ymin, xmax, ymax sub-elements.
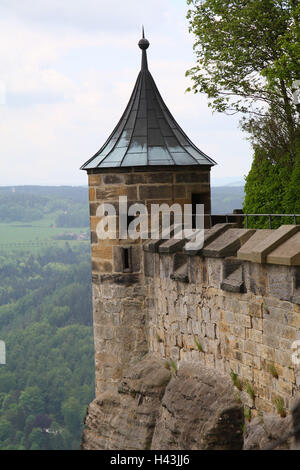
<box><xmin>88</xmin><ymin>166</ymin><xmax>211</xmax><ymax>396</ymax></box>
<box><xmin>144</xmin><ymin>224</ymin><xmax>300</xmax><ymax>416</ymax></box>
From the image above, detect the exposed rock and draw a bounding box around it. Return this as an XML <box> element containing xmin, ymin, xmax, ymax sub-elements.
<box><xmin>151</xmin><ymin>363</ymin><xmax>244</xmax><ymax>450</ymax></box>
<box><xmin>81</xmin><ymin>356</ymin><xmax>171</xmax><ymax>450</ymax></box>
<box><xmin>243</xmin><ymin>414</ymin><xmax>294</xmax><ymax>450</ymax></box>
<box><xmin>82</xmin><ymin>359</ymin><xmax>244</xmax><ymax>450</ymax></box>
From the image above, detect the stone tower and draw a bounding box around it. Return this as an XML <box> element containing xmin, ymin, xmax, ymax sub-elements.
<box><xmin>81</xmin><ymin>31</ymin><xmax>216</xmax><ymax>397</ymax></box>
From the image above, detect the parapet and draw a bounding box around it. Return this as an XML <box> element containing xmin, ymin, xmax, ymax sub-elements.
<box><xmin>143</xmin><ymin>223</ymin><xmax>300</xmax><ymax>265</ymax></box>
<box><xmin>143</xmin><ymin>224</ymin><xmax>300</xmax><ymax>302</ymax></box>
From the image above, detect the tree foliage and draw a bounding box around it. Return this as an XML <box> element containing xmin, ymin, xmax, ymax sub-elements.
<box><xmin>186</xmin><ymin>0</ymin><xmax>300</xmax><ymax>223</ymax></box>
<box><xmin>243</xmin><ymin>145</ymin><xmax>300</xmax><ymax>227</ymax></box>
<box><xmin>186</xmin><ymin>0</ymin><xmax>299</xmax><ymax>150</ymax></box>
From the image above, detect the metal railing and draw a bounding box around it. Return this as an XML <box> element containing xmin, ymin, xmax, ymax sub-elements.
<box><xmin>207</xmin><ymin>213</ymin><xmax>300</xmax><ymax>229</ymax></box>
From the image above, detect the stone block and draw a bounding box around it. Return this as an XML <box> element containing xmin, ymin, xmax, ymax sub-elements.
<box><xmin>91</xmin><ymin>231</ymin><xmax>98</xmax><ymax>244</ymax></box>
<box><xmin>124</xmin><ymin>173</ymin><xmax>146</xmax><ymax>185</ymax></box>
<box><xmin>258</xmin><ymin>344</ymin><xmax>275</xmax><ymax>362</ymax></box>
<box><xmin>102</xmin><ymin>174</ymin><xmax>125</xmax><ymax>185</ymax></box>
<box><xmin>206</xmin><ymin>323</ymin><xmax>216</xmax><ymax>339</ymax></box>
<box><xmin>92</xmin><ymin>245</ymin><xmax>113</xmax><ymax>260</ymax></box>
<box><xmin>252</xmin><ymin>318</ymin><xmax>263</xmax><ymax>331</ymax></box>
<box><xmin>277</xmin><ymin>378</ymin><xmax>293</xmax><ymax>395</ymax></box>
<box><xmin>139</xmin><ymin>185</ymin><xmax>173</xmax><ymax>200</ymax></box>
<box><xmin>248</xmin><ymin>302</ymin><xmax>262</xmax><ymax>318</ymax></box>
<box><xmin>184</xmin><ymin>223</ymin><xmax>237</xmax><ymax>256</ymax></box>
<box><xmin>145</xmin><ymin>173</ymin><xmax>173</xmax><ymax>184</ymax></box>
<box><xmin>267</xmin><ymin>265</ymin><xmax>294</xmax><ymax>301</ymax></box>
<box><xmin>244</xmin><ymin>340</ymin><xmax>257</xmax><ymax>356</ymax></box>
<box><xmin>202</xmin><ymin>229</ymin><xmax>256</xmax><ymax>258</ymax></box>
<box><xmin>246</xmin><ymin>329</ymin><xmax>263</xmax><ymax>343</ymax></box>
<box><xmin>274</xmin><ymin>349</ymin><xmax>292</xmax><ymax>367</ymax></box>
<box><xmin>88</xmin><ymin>174</ymin><xmax>102</xmax><ymax>185</ymax></box>
<box><xmin>224</xmin><ymin>311</ymin><xmax>235</xmax><ymax>324</ymax></box>
<box><xmin>267</xmin><ymin>231</ymin><xmax>300</xmax><ymax>266</ymax></box>
<box><xmin>159</xmin><ymin>238</ymin><xmax>186</xmax><ymax>253</ymax></box>
<box><xmin>232</xmin><ymin>325</ymin><xmax>246</xmax><ymax>339</ymax></box>
<box><xmin>250</xmin><ymin>225</ymin><xmax>300</xmax><ymax>264</ymax></box>
<box><xmin>235</xmin><ymin>313</ymin><xmax>251</xmax><ymax>328</ymax></box>
<box><xmin>96</xmin><ymin>185</ymin><xmax>137</xmax><ymax>200</ymax></box>
<box><xmin>89</xmin><ymin>187</ymin><xmax>96</xmax><ymax>201</ymax></box>
<box><xmin>237</xmin><ymin>229</ymin><xmax>272</xmax><ymax>262</ymax></box>
<box><xmin>175</xmin><ymin>172</ymin><xmax>209</xmax><ymax>183</ymax></box>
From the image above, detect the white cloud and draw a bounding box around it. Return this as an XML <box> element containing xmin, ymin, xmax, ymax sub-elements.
<box><xmin>0</xmin><ymin>0</ymin><xmax>252</xmax><ymax>186</ymax></box>
<box><xmin>0</xmin><ymin>0</ymin><xmax>169</xmax><ymax>32</ymax></box>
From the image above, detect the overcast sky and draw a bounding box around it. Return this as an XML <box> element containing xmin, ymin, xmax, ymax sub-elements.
<box><xmin>0</xmin><ymin>0</ymin><xmax>252</xmax><ymax>186</ymax></box>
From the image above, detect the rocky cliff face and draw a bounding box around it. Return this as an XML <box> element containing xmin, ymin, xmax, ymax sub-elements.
<box><xmin>81</xmin><ymin>356</ymin><xmax>245</xmax><ymax>450</ymax></box>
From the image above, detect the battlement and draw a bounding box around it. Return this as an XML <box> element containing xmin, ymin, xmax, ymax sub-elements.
<box><xmin>142</xmin><ymin>224</ymin><xmax>300</xmax><ymax>414</ymax></box>
<box><xmin>144</xmin><ymin>223</ymin><xmax>300</xmax><ymax>301</ymax></box>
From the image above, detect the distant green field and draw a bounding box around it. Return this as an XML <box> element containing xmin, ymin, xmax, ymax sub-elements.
<box><xmin>0</xmin><ymin>214</ymin><xmax>89</xmax><ymax>254</ymax></box>
<box><xmin>0</xmin><ymin>186</ymin><xmax>90</xmax><ymax>253</ymax></box>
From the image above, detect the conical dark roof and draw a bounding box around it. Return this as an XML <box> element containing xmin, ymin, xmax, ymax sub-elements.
<box><xmin>81</xmin><ymin>30</ymin><xmax>216</xmax><ymax>170</ymax></box>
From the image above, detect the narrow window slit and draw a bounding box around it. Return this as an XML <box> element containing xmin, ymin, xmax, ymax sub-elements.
<box><xmin>122</xmin><ymin>247</ymin><xmax>132</xmax><ymax>273</ymax></box>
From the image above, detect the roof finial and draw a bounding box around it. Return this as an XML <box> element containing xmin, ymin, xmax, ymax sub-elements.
<box><xmin>138</xmin><ymin>26</ymin><xmax>150</xmax><ymax>50</ymax></box>
<box><xmin>138</xmin><ymin>26</ymin><xmax>149</xmax><ymax>71</ymax></box>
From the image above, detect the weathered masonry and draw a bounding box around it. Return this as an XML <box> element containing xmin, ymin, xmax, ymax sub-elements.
<box><xmin>144</xmin><ymin>223</ymin><xmax>300</xmax><ymax>414</ymax></box>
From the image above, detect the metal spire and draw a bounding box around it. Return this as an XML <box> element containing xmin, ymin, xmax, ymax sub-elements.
<box><xmin>138</xmin><ymin>26</ymin><xmax>150</xmax><ymax>71</ymax></box>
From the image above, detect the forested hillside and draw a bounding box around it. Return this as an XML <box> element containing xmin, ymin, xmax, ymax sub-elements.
<box><xmin>0</xmin><ymin>185</ymin><xmax>244</xmax><ymax>450</ymax></box>
<box><xmin>0</xmin><ymin>187</ymin><xmax>94</xmax><ymax>450</ymax></box>
<box><xmin>0</xmin><ymin>245</ymin><xmax>94</xmax><ymax>450</ymax></box>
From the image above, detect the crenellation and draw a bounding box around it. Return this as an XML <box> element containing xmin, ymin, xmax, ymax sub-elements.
<box><xmin>140</xmin><ymin>232</ymin><xmax>300</xmax><ymax>414</ymax></box>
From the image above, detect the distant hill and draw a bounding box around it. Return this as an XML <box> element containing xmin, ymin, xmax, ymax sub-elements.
<box><xmin>0</xmin><ymin>186</ymin><xmax>88</xmax><ymax>204</ymax></box>
<box><xmin>211</xmin><ymin>186</ymin><xmax>245</xmax><ymax>214</ymax></box>
<box><xmin>0</xmin><ymin>185</ymin><xmax>245</xmax><ymax>220</ymax></box>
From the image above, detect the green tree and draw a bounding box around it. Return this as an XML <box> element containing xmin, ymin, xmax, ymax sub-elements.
<box><xmin>186</xmin><ymin>0</ymin><xmax>300</xmax><ymax>222</ymax></box>
<box><xmin>0</xmin><ymin>372</ymin><xmax>16</xmax><ymax>393</ymax></box>
<box><xmin>0</xmin><ymin>418</ymin><xmax>13</xmax><ymax>441</ymax></box>
<box><xmin>28</xmin><ymin>428</ymin><xmax>46</xmax><ymax>450</ymax></box>
<box><xmin>19</xmin><ymin>387</ymin><xmax>45</xmax><ymax>415</ymax></box>
<box><xmin>186</xmin><ymin>0</ymin><xmax>299</xmax><ymax>150</ymax></box>
<box><xmin>61</xmin><ymin>397</ymin><xmax>82</xmax><ymax>436</ymax></box>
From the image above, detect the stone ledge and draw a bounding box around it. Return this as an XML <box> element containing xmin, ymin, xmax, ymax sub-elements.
<box><xmin>98</xmin><ymin>273</ymin><xmax>140</xmax><ymax>285</ymax></box>
<box><xmin>267</xmin><ymin>231</ymin><xmax>300</xmax><ymax>266</ymax></box>
<box><xmin>184</xmin><ymin>223</ymin><xmax>238</xmax><ymax>256</ymax></box>
<box><xmin>143</xmin><ymin>224</ymin><xmax>182</xmax><ymax>253</ymax></box>
<box><xmin>159</xmin><ymin>238</ymin><xmax>186</xmax><ymax>254</ymax></box>
<box><xmin>249</xmin><ymin>225</ymin><xmax>300</xmax><ymax>264</ymax></box>
<box><xmin>144</xmin><ymin>224</ymin><xmax>300</xmax><ymax>266</ymax></box>
<box><xmin>237</xmin><ymin>229</ymin><xmax>273</xmax><ymax>262</ymax></box>
<box><xmin>202</xmin><ymin>229</ymin><xmax>256</xmax><ymax>258</ymax></box>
